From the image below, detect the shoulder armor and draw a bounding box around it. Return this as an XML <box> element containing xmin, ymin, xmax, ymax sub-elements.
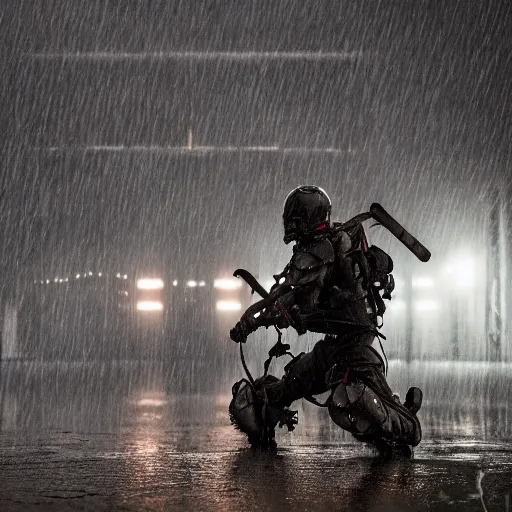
<box><xmin>331</xmin><ymin>228</ymin><xmax>353</xmax><ymax>252</ymax></box>
<box><xmin>292</xmin><ymin>238</ymin><xmax>335</xmax><ymax>270</ymax></box>
<box><xmin>337</xmin><ymin>231</ymin><xmax>352</xmax><ymax>253</ymax></box>
<box><xmin>308</xmin><ymin>238</ymin><xmax>335</xmax><ymax>262</ymax></box>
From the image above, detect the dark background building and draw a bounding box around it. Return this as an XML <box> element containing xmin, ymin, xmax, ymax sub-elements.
<box><xmin>0</xmin><ymin>0</ymin><xmax>511</xmax><ymax>361</ymax></box>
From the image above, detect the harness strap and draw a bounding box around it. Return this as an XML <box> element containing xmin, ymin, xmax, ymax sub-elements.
<box><xmin>239</xmin><ymin>342</ymin><xmax>256</xmax><ymax>387</ymax></box>
<box><xmin>304</xmin><ymin>395</ymin><xmax>331</xmax><ymax>408</ymax></box>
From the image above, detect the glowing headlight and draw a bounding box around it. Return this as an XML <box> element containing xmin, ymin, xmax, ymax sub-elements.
<box><xmin>216</xmin><ymin>300</ymin><xmax>242</xmax><ymax>312</ymax></box>
<box><xmin>414</xmin><ymin>300</ymin><xmax>439</xmax><ymax>312</ymax></box>
<box><xmin>214</xmin><ymin>278</ymin><xmax>242</xmax><ymax>290</ymax></box>
<box><xmin>137</xmin><ymin>278</ymin><xmax>165</xmax><ymax>290</ymax></box>
<box><xmin>137</xmin><ymin>301</ymin><xmax>164</xmax><ymax>311</ymax></box>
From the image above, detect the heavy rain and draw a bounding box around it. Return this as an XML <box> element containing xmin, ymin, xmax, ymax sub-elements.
<box><xmin>0</xmin><ymin>1</ymin><xmax>511</xmax><ymax>510</ymax></box>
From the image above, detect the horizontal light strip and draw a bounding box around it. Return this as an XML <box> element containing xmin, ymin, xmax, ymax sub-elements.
<box><xmin>137</xmin><ymin>278</ymin><xmax>164</xmax><ymax>290</ymax></box>
<box><xmin>216</xmin><ymin>300</ymin><xmax>242</xmax><ymax>312</ymax></box>
<box><xmin>24</xmin><ymin>50</ymin><xmax>362</xmax><ymax>61</ymax></box>
<box><xmin>136</xmin><ymin>301</ymin><xmax>164</xmax><ymax>311</ymax></box>
<box><xmin>414</xmin><ymin>300</ymin><xmax>439</xmax><ymax>312</ymax></box>
<box><xmin>214</xmin><ymin>278</ymin><xmax>242</xmax><ymax>290</ymax></box>
<box><xmin>32</xmin><ymin>145</ymin><xmax>347</xmax><ymax>154</ymax></box>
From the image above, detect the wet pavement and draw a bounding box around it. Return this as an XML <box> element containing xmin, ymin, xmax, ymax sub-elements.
<box><xmin>1</xmin><ymin>360</ymin><xmax>512</xmax><ymax>511</ymax></box>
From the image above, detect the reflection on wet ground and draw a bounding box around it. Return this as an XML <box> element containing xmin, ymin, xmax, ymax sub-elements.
<box><xmin>0</xmin><ymin>360</ymin><xmax>511</xmax><ymax>511</ymax></box>
<box><xmin>1</xmin><ymin>359</ymin><xmax>511</xmax><ymax>440</ymax></box>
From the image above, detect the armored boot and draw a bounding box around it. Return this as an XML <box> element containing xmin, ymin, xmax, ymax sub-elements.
<box><xmin>367</xmin><ymin>387</ymin><xmax>423</xmax><ymax>459</ymax></box>
<box><xmin>404</xmin><ymin>386</ymin><xmax>423</xmax><ymax>415</ymax></box>
<box><xmin>335</xmin><ymin>383</ymin><xmax>423</xmax><ymax>459</ymax></box>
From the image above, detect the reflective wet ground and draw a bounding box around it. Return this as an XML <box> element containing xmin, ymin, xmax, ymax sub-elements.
<box><xmin>1</xmin><ymin>360</ymin><xmax>511</xmax><ymax>511</ymax></box>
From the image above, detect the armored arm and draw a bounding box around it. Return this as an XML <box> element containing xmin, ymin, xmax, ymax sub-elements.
<box><xmin>240</xmin><ymin>238</ymin><xmax>335</xmax><ymax>333</ymax></box>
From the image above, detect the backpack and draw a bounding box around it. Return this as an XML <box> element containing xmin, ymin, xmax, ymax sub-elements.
<box><xmin>330</xmin><ymin>214</ymin><xmax>395</xmax><ymax>326</ymax></box>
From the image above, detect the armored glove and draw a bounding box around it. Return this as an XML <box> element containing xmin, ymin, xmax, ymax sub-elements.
<box><xmin>230</xmin><ymin>315</ymin><xmax>258</xmax><ymax>343</ymax></box>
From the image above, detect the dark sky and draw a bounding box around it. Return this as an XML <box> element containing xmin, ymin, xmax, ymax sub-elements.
<box><xmin>1</xmin><ymin>0</ymin><xmax>511</xmax><ymax>279</ymax></box>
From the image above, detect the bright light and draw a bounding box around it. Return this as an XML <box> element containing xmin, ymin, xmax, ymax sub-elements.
<box><xmin>76</xmin><ymin>274</ymin><xmax>80</xmax><ymax>279</ymax></box>
<box><xmin>137</xmin><ymin>278</ymin><xmax>164</xmax><ymax>290</ymax></box>
<box><xmin>172</xmin><ymin>280</ymin><xmax>178</xmax><ymax>286</ymax></box>
<box><xmin>414</xmin><ymin>300</ymin><xmax>439</xmax><ymax>312</ymax></box>
<box><xmin>214</xmin><ymin>278</ymin><xmax>242</xmax><ymax>290</ymax></box>
<box><xmin>187</xmin><ymin>280</ymin><xmax>197</xmax><ymax>287</ymax></box>
<box><xmin>116</xmin><ymin>273</ymin><xmax>121</xmax><ymax>278</ymax></box>
<box><xmin>199</xmin><ymin>281</ymin><xmax>206</xmax><ymax>287</ymax></box>
<box><xmin>88</xmin><ymin>271</ymin><xmax>93</xmax><ymax>276</ymax></box>
<box><xmin>389</xmin><ymin>299</ymin><xmax>406</xmax><ymax>311</ymax></box>
<box><xmin>123</xmin><ymin>275</ymin><xmax>128</xmax><ymax>279</ymax></box>
<box><xmin>445</xmin><ymin>254</ymin><xmax>476</xmax><ymax>289</ymax></box>
<box><xmin>54</xmin><ymin>278</ymin><xmax>58</xmax><ymax>283</ymax></box>
<box><xmin>137</xmin><ymin>397</ymin><xmax>167</xmax><ymax>407</ymax></box>
<box><xmin>454</xmin><ymin>258</ymin><xmax>475</xmax><ymax>288</ymax></box>
<box><xmin>412</xmin><ymin>277</ymin><xmax>434</xmax><ymax>288</ymax></box>
<box><xmin>98</xmin><ymin>272</ymin><xmax>102</xmax><ymax>277</ymax></box>
<box><xmin>137</xmin><ymin>301</ymin><xmax>164</xmax><ymax>311</ymax></box>
<box><xmin>216</xmin><ymin>300</ymin><xmax>242</xmax><ymax>312</ymax></box>
<box><xmin>393</xmin><ymin>277</ymin><xmax>404</xmax><ymax>290</ymax></box>
<box><xmin>264</xmin><ymin>279</ymin><xmax>275</xmax><ymax>290</ymax></box>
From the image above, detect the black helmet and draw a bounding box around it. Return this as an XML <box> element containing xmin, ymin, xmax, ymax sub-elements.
<box><xmin>283</xmin><ymin>186</ymin><xmax>331</xmax><ymax>244</ymax></box>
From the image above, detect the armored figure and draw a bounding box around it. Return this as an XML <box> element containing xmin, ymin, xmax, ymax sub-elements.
<box><xmin>229</xmin><ymin>186</ymin><xmax>423</xmax><ymax>457</ymax></box>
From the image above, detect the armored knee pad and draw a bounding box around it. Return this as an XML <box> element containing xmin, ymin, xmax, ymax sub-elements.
<box><xmin>229</xmin><ymin>375</ymin><xmax>297</xmax><ymax>448</ymax></box>
<box><xmin>229</xmin><ymin>379</ymin><xmax>266</xmax><ymax>443</ymax></box>
<box><xmin>327</xmin><ymin>380</ymin><xmax>388</xmax><ymax>436</ymax></box>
